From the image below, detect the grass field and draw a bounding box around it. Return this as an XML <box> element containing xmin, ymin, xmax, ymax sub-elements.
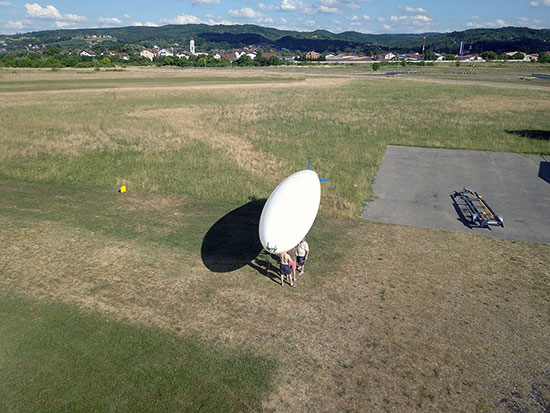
<box><xmin>1</xmin><ymin>65</ymin><xmax>549</xmax><ymax>411</ymax></box>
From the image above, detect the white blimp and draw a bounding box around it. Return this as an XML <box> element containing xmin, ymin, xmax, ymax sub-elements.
<box><xmin>259</xmin><ymin>169</ymin><xmax>322</xmax><ymax>254</ymax></box>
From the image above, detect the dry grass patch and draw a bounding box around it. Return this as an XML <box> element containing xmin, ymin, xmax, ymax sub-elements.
<box><xmin>450</xmin><ymin>94</ymin><xmax>550</xmax><ymax>115</ymax></box>
<box><xmin>2</xmin><ymin>206</ymin><xmax>548</xmax><ymax>411</ymax></box>
<box><xmin>131</xmin><ymin>105</ymin><xmax>287</xmax><ymax>183</ymax></box>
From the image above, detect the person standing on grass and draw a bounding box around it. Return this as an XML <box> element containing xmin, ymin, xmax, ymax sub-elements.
<box><xmin>296</xmin><ymin>238</ymin><xmax>309</xmax><ymax>275</ymax></box>
<box><xmin>288</xmin><ymin>247</ymin><xmax>298</xmax><ymax>286</ymax></box>
<box><xmin>279</xmin><ymin>251</ymin><xmax>292</xmax><ymax>287</ymax></box>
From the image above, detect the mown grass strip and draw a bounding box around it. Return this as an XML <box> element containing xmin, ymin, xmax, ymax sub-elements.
<box><xmin>0</xmin><ymin>74</ymin><xmax>302</xmax><ymax>93</ymax></box>
<box><xmin>0</xmin><ymin>293</ymin><xmax>276</xmax><ymax>412</ymax></box>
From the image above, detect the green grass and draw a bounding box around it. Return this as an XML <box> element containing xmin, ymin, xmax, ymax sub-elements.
<box><xmin>0</xmin><ymin>293</ymin><xmax>276</xmax><ymax>412</ymax></box>
<box><xmin>2</xmin><ymin>70</ymin><xmax>548</xmax><ymax>217</ymax></box>
<box><xmin>0</xmin><ymin>143</ymin><xmax>272</xmax><ymax>204</ymax></box>
<box><xmin>0</xmin><ymin>176</ymin><xmax>349</xmax><ymax>279</ymax></box>
<box><xmin>0</xmin><ymin>67</ymin><xmax>549</xmax><ymax>411</ymax></box>
<box><xmin>0</xmin><ymin>177</ymin><xmax>211</xmax><ymax>251</ymax></box>
<box><xmin>247</xmin><ymin>79</ymin><xmax>550</xmax><ymax>211</ymax></box>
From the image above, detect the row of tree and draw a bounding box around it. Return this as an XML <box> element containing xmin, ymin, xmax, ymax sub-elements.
<box><xmin>1</xmin><ymin>47</ymin><xmax>549</xmax><ymax>69</ymax></box>
<box><xmin>0</xmin><ymin>48</ymin><xmax>291</xmax><ymax>68</ymax></box>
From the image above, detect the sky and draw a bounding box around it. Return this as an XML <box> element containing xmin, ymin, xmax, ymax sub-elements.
<box><xmin>1</xmin><ymin>0</ymin><xmax>549</xmax><ymax>35</ymax></box>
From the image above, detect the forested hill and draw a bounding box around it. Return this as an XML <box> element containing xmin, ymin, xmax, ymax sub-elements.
<box><xmin>413</xmin><ymin>27</ymin><xmax>550</xmax><ymax>54</ymax></box>
<box><xmin>1</xmin><ymin>24</ymin><xmax>549</xmax><ymax>54</ymax></box>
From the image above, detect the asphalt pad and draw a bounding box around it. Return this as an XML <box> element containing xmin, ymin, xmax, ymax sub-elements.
<box><xmin>362</xmin><ymin>146</ymin><xmax>550</xmax><ymax>244</ymax></box>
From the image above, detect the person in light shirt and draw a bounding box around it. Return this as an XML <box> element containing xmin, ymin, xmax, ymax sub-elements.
<box><xmin>296</xmin><ymin>238</ymin><xmax>309</xmax><ymax>275</ymax></box>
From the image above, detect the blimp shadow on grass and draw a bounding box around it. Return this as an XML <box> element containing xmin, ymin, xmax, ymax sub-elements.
<box><xmin>201</xmin><ymin>199</ymin><xmax>266</xmax><ymax>273</ymax></box>
<box><xmin>202</xmin><ymin>168</ymin><xmax>322</xmax><ymax>272</ymax></box>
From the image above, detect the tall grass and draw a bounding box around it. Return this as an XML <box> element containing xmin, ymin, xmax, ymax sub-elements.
<box><xmin>1</xmin><ymin>70</ymin><xmax>549</xmax><ymax>218</ymax></box>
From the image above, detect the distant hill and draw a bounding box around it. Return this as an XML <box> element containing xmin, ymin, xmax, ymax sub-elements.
<box><xmin>1</xmin><ymin>24</ymin><xmax>549</xmax><ymax>54</ymax></box>
<box><xmin>414</xmin><ymin>27</ymin><xmax>550</xmax><ymax>54</ymax></box>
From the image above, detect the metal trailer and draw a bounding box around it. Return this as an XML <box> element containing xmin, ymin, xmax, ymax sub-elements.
<box><xmin>454</xmin><ymin>187</ymin><xmax>504</xmax><ymax>228</ymax></box>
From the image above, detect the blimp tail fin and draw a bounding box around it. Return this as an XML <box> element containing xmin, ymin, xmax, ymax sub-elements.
<box><xmin>265</xmin><ymin>242</ymin><xmax>277</xmax><ymax>253</ymax></box>
<box><xmin>307</xmin><ymin>159</ymin><xmax>328</xmax><ymax>182</ymax></box>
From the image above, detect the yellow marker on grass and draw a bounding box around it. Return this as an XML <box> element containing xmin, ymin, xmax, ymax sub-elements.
<box><xmin>119</xmin><ymin>185</ymin><xmax>126</xmax><ymax>194</ymax></box>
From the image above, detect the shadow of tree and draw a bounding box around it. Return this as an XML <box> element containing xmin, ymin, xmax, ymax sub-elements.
<box><xmin>539</xmin><ymin>161</ymin><xmax>550</xmax><ymax>184</ymax></box>
<box><xmin>506</xmin><ymin>130</ymin><xmax>550</xmax><ymax>141</ymax></box>
<box><xmin>201</xmin><ymin>199</ymin><xmax>266</xmax><ymax>273</ymax></box>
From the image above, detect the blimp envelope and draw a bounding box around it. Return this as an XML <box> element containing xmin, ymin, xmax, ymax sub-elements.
<box><xmin>259</xmin><ymin>170</ymin><xmax>321</xmax><ymax>254</ymax></box>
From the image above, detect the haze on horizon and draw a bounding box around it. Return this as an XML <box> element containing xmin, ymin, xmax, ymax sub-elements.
<box><xmin>0</xmin><ymin>0</ymin><xmax>549</xmax><ymax>36</ymax></box>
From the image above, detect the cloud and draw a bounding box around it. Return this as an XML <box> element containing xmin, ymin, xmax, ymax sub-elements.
<box><xmin>258</xmin><ymin>3</ymin><xmax>278</xmax><ymax>11</ymax></box>
<box><xmin>363</xmin><ymin>14</ymin><xmax>371</xmax><ymax>20</ymax></box>
<box><xmin>192</xmin><ymin>0</ymin><xmax>220</xmax><ymax>7</ymax></box>
<box><xmin>259</xmin><ymin>0</ymin><xmax>326</xmax><ymax>14</ymax></box>
<box><xmin>376</xmin><ymin>16</ymin><xmax>385</xmax><ymax>22</ymax></box>
<box><xmin>318</xmin><ymin>0</ymin><xmax>371</xmax><ymax>9</ymax></box>
<box><xmin>413</xmin><ymin>14</ymin><xmax>431</xmax><ymax>22</ymax></box>
<box><xmin>466</xmin><ymin>18</ymin><xmax>510</xmax><ymax>29</ymax></box>
<box><xmin>55</xmin><ymin>21</ymin><xmax>77</xmax><ymax>28</ymax></box>
<box><xmin>281</xmin><ymin>0</ymin><xmax>304</xmax><ymax>11</ymax></box>
<box><xmin>98</xmin><ymin>17</ymin><xmax>123</xmax><ymax>25</ymax></box>
<box><xmin>226</xmin><ymin>7</ymin><xmax>273</xmax><ymax>23</ymax></box>
<box><xmin>319</xmin><ymin>5</ymin><xmax>339</xmax><ymax>13</ymax></box>
<box><xmin>132</xmin><ymin>21</ymin><xmax>159</xmax><ymax>27</ymax></box>
<box><xmin>474</xmin><ymin>18</ymin><xmax>507</xmax><ymax>28</ymax></box>
<box><xmin>160</xmin><ymin>13</ymin><xmax>233</xmax><ymax>25</ymax></box>
<box><xmin>204</xmin><ymin>14</ymin><xmax>235</xmax><ymax>24</ymax></box>
<box><xmin>530</xmin><ymin>0</ymin><xmax>550</xmax><ymax>6</ymax></box>
<box><xmin>25</xmin><ymin>3</ymin><xmax>62</xmax><ymax>19</ymax></box>
<box><xmin>24</xmin><ymin>3</ymin><xmax>86</xmax><ymax>23</ymax></box>
<box><xmin>347</xmin><ymin>14</ymin><xmax>361</xmax><ymax>25</ymax></box>
<box><xmin>516</xmin><ymin>16</ymin><xmax>542</xmax><ymax>27</ymax></box>
<box><xmin>401</xmin><ymin>6</ymin><xmax>427</xmax><ymax>13</ymax></box>
<box><xmin>124</xmin><ymin>13</ymin><xmax>131</xmax><ymax>19</ymax></box>
<box><xmin>390</xmin><ymin>14</ymin><xmax>431</xmax><ymax>23</ymax></box>
<box><xmin>0</xmin><ymin>1</ymin><xmax>12</xmax><ymax>5</ymax></box>
<box><xmin>384</xmin><ymin>12</ymin><xmax>435</xmax><ymax>32</ymax></box>
<box><xmin>228</xmin><ymin>7</ymin><xmax>266</xmax><ymax>19</ymax></box>
<box><xmin>517</xmin><ymin>16</ymin><xmax>529</xmax><ymax>24</ymax></box>
<box><xmin>3</xmin><ymin>19</ymin><xmax>30</xmax><ymax>30</ymax></box>
<box><xmin>64</xmin><ymin>13</ymin><xmax>86</xmax><ymax>22</ymax></box>
<box><xmin>161</xmin><ymin>14</ymin><xmax>204</xmax><ymax>24</ymax></box>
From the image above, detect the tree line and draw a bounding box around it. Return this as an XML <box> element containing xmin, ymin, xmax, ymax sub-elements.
<box><xmin>0</xmin><ymin>47</ymin><xmax>293</xmax><ymax>68</ymax></box>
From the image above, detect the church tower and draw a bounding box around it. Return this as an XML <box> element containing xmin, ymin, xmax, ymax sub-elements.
<box><xmin>190</xmin><ymin>39</ymin><xmax>195</xmax><ymax>55</ymax></box>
